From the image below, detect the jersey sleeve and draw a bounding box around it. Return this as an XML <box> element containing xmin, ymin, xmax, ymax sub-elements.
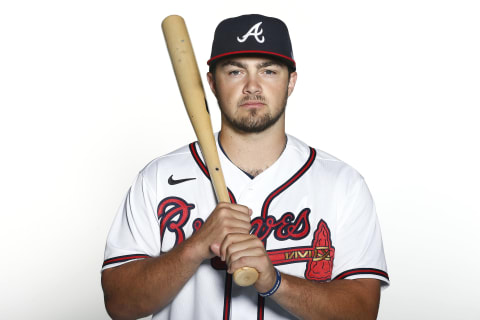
<box><xmin>332</xmin><ymin>169</ymin><xmax>389</xmax><ymax>286</ymax></box>
<box><xmin>102</xmin><ymin>169</ymin><xmax>160</xmax><ymax>271</ymax></box>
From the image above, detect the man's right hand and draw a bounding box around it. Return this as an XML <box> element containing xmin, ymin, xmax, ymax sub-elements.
<box><xmin>102</xmin><ymin>202</ymin><xmax>252</xmax><ymax>319</ymax></box>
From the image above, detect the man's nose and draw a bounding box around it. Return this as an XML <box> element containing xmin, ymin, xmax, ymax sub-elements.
<box><xmin>243</xmin><ymin>75</ymin><xmax>262</xmax><ymax>95</ymax></box>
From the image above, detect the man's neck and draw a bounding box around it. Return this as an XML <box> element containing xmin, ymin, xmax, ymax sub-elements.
<box><xmin>219</xmin><ymin>123</ymin><xmax>287</xmax><ymax>177</ymax></box>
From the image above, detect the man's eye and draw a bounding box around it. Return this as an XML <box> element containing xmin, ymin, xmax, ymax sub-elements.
<box><xmin>264</xmin><ymin>69</ymin><xmax>277</xmax><ymax>75</ymax></box>
<box><xmin>229</xmin><ymin>70</ymin><xmax>241</xmax><ymax>76</ymax></box>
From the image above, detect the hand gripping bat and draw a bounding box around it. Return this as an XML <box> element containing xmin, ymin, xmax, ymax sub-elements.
<box><xmin>162</xmin><ymin>15</ymin><xmax>259</xmax><ymax>287</ymax></box>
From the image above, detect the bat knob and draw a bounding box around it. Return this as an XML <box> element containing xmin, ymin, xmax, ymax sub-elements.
<box><xmin>233</xmin><ymin>267</ymin><xmax>259</xmax><ymax>287</ymax></box>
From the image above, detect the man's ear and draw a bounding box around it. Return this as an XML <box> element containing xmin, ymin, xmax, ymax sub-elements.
<box><xmin>207</xmin><ymin>72</ymin><xmax>217</xmax><ymax>97</ymax></box>
<box><xmin>287</xmin><ymin>71</ymin><xmax>297</xmax><ymax>97</ymax></box>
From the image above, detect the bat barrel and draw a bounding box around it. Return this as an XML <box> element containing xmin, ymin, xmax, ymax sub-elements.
<box><xmin>162</xmin><ymin>15</ymin><xmax>230</xmax><ymax>202</ymax></box>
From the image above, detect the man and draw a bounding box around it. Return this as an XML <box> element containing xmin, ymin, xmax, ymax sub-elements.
<box><xmin>101</xmin><ymin>14</ymin><xmax>389</xmax><ymax>320</ymax></box>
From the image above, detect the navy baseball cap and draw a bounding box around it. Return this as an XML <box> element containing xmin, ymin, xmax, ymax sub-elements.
<box><xmin>208</xmin><ymin>14</ymin><xmax>296</xmax><ymax>71</ymax></box>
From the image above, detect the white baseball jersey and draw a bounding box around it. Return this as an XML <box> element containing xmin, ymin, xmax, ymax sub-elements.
<box><xmin>102</xmin><ymin>134</ymin><xmax>389</xmax><ymax>320</ymax></box>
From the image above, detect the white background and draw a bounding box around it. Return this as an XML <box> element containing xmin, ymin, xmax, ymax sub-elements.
<box><xmin>1</xmin><ymin>1</ymin><xmax>479</xmax><ymax>319</ymax></box>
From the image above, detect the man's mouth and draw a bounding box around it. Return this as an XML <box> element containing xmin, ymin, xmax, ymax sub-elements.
<box><xmin>239</xmin><ymin>95</ymin><xmax>266</xmax><ymax>108</ymax></box>
<box><xmin>240</xmin><ymin>101</ymin><xmax>266</xmax><ymax>108</ymax></box>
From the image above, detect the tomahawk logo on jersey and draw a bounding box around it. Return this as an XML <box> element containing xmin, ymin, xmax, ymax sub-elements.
<box><xmin>102</xmin><ymin>134</ymin><xmax>389</xmax><ymax>320</ymax></box>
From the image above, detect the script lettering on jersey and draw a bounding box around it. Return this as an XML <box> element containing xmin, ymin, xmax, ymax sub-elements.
<box><xmin>250</xmin><ymin>209</ymin><xmax>311</xmax><ymax>241</ymax></box>
<box><xmin>158</xmin><ymin>198</ymin><xmax>310</xmax><ymax>244</ymax></box>
<box><xmin>157</xmin><ymin>197</ymin><xmax>195</xmax><ymax>247</ymax></box>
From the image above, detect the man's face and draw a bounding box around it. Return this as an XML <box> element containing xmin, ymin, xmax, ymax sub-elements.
<box><xmin>207</xmin><ymin>56</ymin><xmax>297</xmax><ymax>133</ymax></box>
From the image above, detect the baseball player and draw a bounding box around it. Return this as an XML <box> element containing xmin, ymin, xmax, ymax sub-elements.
<box><xmin>101</xmin><ymin>14</ymin><xmax>389</xmax><ymax>320</ymax></box>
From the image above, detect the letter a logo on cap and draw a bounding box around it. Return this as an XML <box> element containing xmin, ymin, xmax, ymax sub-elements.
<box><xmin>237</xmin><ymin>22</ymin><xmax>265</xmax><ymax>43</ymax></box>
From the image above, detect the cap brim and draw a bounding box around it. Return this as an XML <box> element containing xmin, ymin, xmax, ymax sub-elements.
<box><xmin>207</xmin><ymin>50</ymin><xmax>296</xmax><ymax>70</ymax></box>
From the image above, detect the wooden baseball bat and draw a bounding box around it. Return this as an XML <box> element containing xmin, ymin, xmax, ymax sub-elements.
<box><xmin>162</xmin><ymin>15</ymin><xmax>259</xmax><ymax>287</ymax></box>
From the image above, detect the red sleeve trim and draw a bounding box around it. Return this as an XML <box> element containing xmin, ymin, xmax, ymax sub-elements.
<box><xmin>334</xmin><ymin>268</ymin><xmax>389</xmax><ymax>281</ymax></box>
<box><xmin>102</xmin><ymin>254</ymin><xmax>151</xmax><ymax>268</ymax></box>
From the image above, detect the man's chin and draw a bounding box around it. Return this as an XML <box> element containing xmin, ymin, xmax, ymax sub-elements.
<box><xmin>228</xmin><ymin>115</ymin><xmax>276</xmax><ymax>133</ymax></box>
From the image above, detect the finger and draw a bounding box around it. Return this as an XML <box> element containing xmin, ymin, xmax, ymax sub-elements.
<box><xmin>227</xmin><ymin>246</ymin><xmax>266</xmax><ymax>268</ymax></box>
<box><xmin>228</xmin><ymin>250</ymin><xmax>272</xmax><ymax>274</ymax></box>
<box><xmin>222</xmin><ymin>235</ymin><xmax>263</xmax><ymax>263</ymax></box>
<box><xmin>228</xmin><ymin>246</ymin><xmax>274</xmax><ymax>271</ymax></box>
<box><xmin>218</xmin><ymin>202</ymin><xmax>252</xmax><ymax>217</ymax></box>
<box><xmin>220</xmin><ymin>232</ymin><xmax>253</xmax><ymax>261</ymax></box>
<box><xmin>219</xmin><ymin>233</ymin><xmax>252</xmax><ymax>260</ymax></box>
<box><xmin>220</xmin><ymin>224</ymin><xmax>252</xmax><ymax>239</ymax></box>
<box><xmin>228</xmin><ymin>210</ymin><xmax>252</xmax><ymax>224</ymax></box>
<box><xmin>213</xmin><ymin>206</ymin><xmax>252</xmax><ymax>228</ymax></box>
